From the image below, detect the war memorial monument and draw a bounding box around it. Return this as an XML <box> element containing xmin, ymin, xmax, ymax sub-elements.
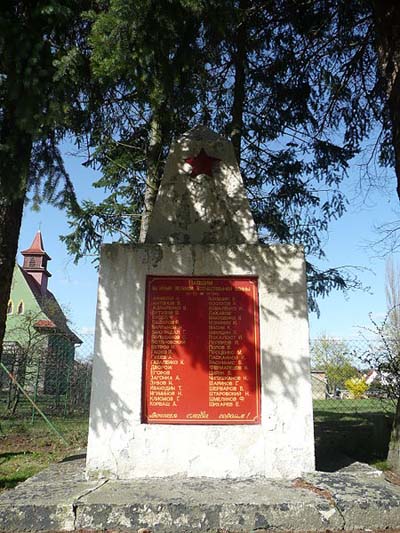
<box><xmin>86</xmin><ymin>126</ymin><xmax>315</xmax><ymax>479</ymax></box>
<box><xmin>3</xmin><ymin>128</ymin><xmax>400</xmax><ymax>532</ymax></box>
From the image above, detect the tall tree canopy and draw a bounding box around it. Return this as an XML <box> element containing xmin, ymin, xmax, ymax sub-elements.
<box><xmin>64</xmin><ymin>0</ymin><xmax>397</xmax><ymax>311</ymax></box>
<box><xmin>0</xmin><ymin>0</ymin><xmax>95</xmax><ymax>353</ymax></box>
<box><xmin>2</xmin><ymin>0</ymin><xmax>400</xmax><ymax>352</ymax></box>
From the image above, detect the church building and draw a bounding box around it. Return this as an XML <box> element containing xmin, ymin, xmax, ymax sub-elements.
<box><xmin>2</xmin><ymin>231</ymin><xmax>81</xmax><ymax>394</ymax></box>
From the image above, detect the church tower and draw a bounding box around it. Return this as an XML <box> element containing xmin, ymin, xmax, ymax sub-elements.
<box><xmin>21</xmin><ymin>231</ymin><xmax>52</xmax><ymax>295</ymax></box>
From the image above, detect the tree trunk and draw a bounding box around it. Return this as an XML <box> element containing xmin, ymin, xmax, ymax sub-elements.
<box><xmin>229</xmin><ymin>0</ymin><xmax>249</xmax><ymax>165</ymax></box>
<box><xmin>11</xmin><ymin>384</ymin><xmax>22</xmax><ymax>416</ymax></box>
<box><xmin>0</xmin><ymin>102</ymin><xmax>32</xmax><ymax>359</ymax></box>
<box><xmin>0</xmin><ymin>196</ymin><xmax>26</xmax><ymax>361</ymax></box>
<box><xmin>387</xmin><ymin>396</ymin><xmax>400</xmax><ymax>472</ymax></box>
<box><xmin>371</xmin><ymin>1</ymin><xmax>400</xmax><ymax>200</ymax></box>
<box><xmin>369</xmin><ymin>2</ymin><xmax>400</xmax><ymax>466</ymax></box>
<box><xmin>139</xmin><ymin>115</ymin><xmax>163</xmax><ymax>242</ymax></box>
<box><xmin>388</xmin><ymin>74</ymin><xmax>400</xmax><ymax>200</ymax></box>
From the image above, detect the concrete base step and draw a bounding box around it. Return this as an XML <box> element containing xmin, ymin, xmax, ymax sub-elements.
<box><xmin>0</xmin><ymin>456</ymin><xmax>399</xmax><ymax>531</ymax></box>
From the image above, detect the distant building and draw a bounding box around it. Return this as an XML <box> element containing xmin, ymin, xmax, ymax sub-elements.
<box><xmin>363</xmin><ymin>368</ymin><xmax>391</xmax><ymax>396</ymax></box>
<box><xmin>311</xmin><ymin>370</ymin><xmax>328</xmax><ymax>399</ymax></box>
<box><xmin>2</xmin><ymin>231</ymin><xmax>81</xmax><ymax>394</ymax></box>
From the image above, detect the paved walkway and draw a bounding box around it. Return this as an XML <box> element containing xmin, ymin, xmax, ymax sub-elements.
<box><xmin>0</xmin><ymin>456</ymin><xmax>400</xmax><ymax>532</ymax></box>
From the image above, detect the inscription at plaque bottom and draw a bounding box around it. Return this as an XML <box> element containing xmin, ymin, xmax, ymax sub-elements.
<box><xmin>142</xmin><ymin>276</ymin><xmax>261</xmax><ymax>424</ymax></box>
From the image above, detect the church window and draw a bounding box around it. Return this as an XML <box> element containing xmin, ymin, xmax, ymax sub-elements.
<box><xmin>17</xmin><ymin>301</ymin><xmax>24</xmax><ymax>315</ymax></box>
<box><xmin>7</xmin><ymin>300</ymin><xmax>13</xmax><ymax>315</ymax></box>
<box><xmin>28</xmin><ymin>257</ymin><xmax>38</xmax><ymax>268</ymax></box>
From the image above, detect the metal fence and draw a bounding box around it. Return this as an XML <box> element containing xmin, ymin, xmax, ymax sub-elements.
<box><xmin>0</xmin><ymin>331</ymin><xmax>395</xmax><ymax>470</ymax></box>
<box><xmin>310</xmin><ymin>337</ymin><xmax>395</xmax><ymax>403</ymax></box>
<box><xmin>0</xmin><ymin>333</ymin><xmax>94</xmax><ymax>419</ymax></box>
<box><xmin>1</xmin><ymin>333</ymin><xmax>397</xmax><ymax>422</ymax></box>
<box><xmin>310</xmin><ymin>336</ymin><xmax>397</xmax><ymax>466</ymax></box>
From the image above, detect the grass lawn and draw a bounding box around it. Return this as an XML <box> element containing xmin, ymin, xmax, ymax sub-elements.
<box><xmin>314</xmin><ymin>398</ymin><xmax>395</xmax><ymax>470</ymax></box>
<box><xmin>0</xmin><ymin>416</ymin><xmax>88</xmax><ymax>491</ymax></box>
<box><xmin>0</xmin><ymin>398</ymin><xmax>396</xmax><ymax>491</ymax></box>
<box><xmin>313</xmin><ymin>398</ymin><xmax>395</xmax><ymax>419</ymax></box>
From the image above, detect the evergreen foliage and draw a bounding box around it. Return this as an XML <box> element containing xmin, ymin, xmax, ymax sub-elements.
<box><xmin>0</xmin><ymin>0</ymin><xmax>95</xmax><ymax>354</ymax></box>
<box><xmin>2</xmin><ymin>0</ymin><xmax>400</xmax><ymax>342</ymax></box>
<box><xmin>63</xmin><ymin>0</ymin><xmax>395</xmax><ymax>311</ymax></box>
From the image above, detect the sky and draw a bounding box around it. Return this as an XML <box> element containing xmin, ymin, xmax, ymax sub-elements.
<box><xmin>16</xmin><ymin>142</ymin><xmax>400</xmax><ymax>343</ymax></box>
<box><xmin>308</xmin><ymin>181</ymin><xmax>398</xmax><ymax>340</ymax></box>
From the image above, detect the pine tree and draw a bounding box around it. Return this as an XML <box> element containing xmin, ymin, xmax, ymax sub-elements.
<box><xmin>63</xmin><ymin>0</ymin><xmax>368</xmax><ymax>311</ymax></box>
<box><xmin>0</xmin><ymin>0</ymin><xmax>95</xmax><ymax>355</ymax></box>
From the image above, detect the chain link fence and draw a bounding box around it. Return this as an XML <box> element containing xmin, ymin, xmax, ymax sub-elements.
<box><xmin>310</xmin><ymin>337</ymin><xmax>397</xmax><ymax>467</ymax></box>
<box><xmin>1</xmin><ymin>334</ymin><xmax>396</xmax><ymax>417</ymax></box>
<box><xmin>310</xmin><ymin>337</ymin><xmax>395</xmax><ymax>403</ymax></box>
<box><xmin>0</xmin><ymin>333</ymin><xmax>94</xmax><ymax>420</ymax></box>
<box><xmin>0</xmin><ymin>332</ymin><xmax>397</xmax><ymax>465</ymax></box>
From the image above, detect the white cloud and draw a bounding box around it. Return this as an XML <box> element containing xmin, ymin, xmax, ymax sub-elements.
<box><xmin>79</xmin><ymin>326</ymin><xmax>95</xmax><ymax>335</ymax></box>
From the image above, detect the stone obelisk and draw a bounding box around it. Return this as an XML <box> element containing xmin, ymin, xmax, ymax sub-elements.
<box><xmin>86</xmin><ymin>126</ymin><xmax>315</xmax><ymax>479</ymax></box>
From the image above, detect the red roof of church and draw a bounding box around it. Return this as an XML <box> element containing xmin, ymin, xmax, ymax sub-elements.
<box><xmin>21</xmin><ymin>231</ymin><xmax>51</xmax><ymax>260</ymax></box>
<box><xmin>17</xmin><ymin>230</ymin><xmax>81</xmax><ymax>345</ymax></box>
<box><xmin>34</xmin><ymin>319</ymin><xmax>57</xmax><ymax>329</ymax></box>
<box><xmin>19</xmin><ymin>266</ymin><xmax>82</xmax><ymax>345</ymax></box>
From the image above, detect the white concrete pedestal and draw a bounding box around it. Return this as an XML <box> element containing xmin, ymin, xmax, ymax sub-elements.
<box><xmin>86</xmin><ymin>243</ymin><xmax>315</xmax><ymax>479</ymax></box>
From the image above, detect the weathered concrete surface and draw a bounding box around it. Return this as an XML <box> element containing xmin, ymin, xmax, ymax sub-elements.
<box><xmin>87</xmin><ymin>243</ymin><xmax>314</xmax><ymax>480</ymax></box>
<box><xmin>0</xmin><ymin>455</ymin><xmax>100</xmax><ymax>531</ymax></box>
<box><xmin>87</xmin><ymin>125</ymin><xmax>314</xmax><ymax>480</ymax></box>
<box><xmin>1</xmin><ymin>456</ymin><xmax>400</xmax><ymax>531</ymax></box>
<box><xmin>145</xmin><ymin>126</ymin><xmax>258</xmax><ymax>245</ymax></box>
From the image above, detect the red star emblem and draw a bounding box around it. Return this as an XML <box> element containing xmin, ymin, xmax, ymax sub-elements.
<box><xmin>184</xmin><ymin>148</ymin><xmax>220</xmax><ymax>177</ymax></box>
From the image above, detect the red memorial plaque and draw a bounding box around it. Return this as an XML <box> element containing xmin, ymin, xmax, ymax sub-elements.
<box><xmin>142</xmin><ymin>276</ymin><xmax>261</xmax><ymax>424</ymax></box>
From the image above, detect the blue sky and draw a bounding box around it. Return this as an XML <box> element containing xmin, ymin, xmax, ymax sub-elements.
<box><xmin>16</xmin><ymin>145</ymin><xmax>400</xmax><ymax>341</ymax></box>
<box><xmin>308</xmin><ymin>181</ymin><xmax>398</xmax><ymax>340</ymax></box>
